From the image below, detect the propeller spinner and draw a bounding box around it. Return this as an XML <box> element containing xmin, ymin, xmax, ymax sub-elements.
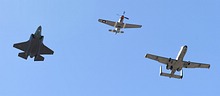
<box><xmin>117</xmin><ymin>11</ymin><xmax>129</xmax><ymax>20</ymax></box>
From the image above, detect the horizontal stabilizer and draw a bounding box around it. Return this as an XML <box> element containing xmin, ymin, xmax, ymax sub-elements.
<box><xmin>109</xmin><ymin>29</ymin><xmax>117</xmax><ymax>32</ymax></box>
<box><xmin>18</xmin><ymin>52</ymin><xmax>28</xmax><ymax>60</ymax></box>
<box><xmin>34</xmin><ymin>55</ymin><xmax>44</xmax><ymax>61</ymax></box>
<box><xmin>160</xmin><ymin>66</ymin><xmax>183</xmax><ymax>79</ymax></box>
<box><xmin>160</xmin><ymin>72</ymin><xmax>183</xmax><ymax>79</ymax></box>
<box><xmin>109</xmin><ymin>29</ymin><xmax>124</xmax><ymax>33</ymax></box>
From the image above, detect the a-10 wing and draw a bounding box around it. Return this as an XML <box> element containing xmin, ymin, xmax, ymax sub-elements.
<box><xmin>145</xmin><ymin>54</ymin><xmax>176</xmax><ymax>65</ymax></box>
<box><xmin>145</xmin><ymin>54</ymin><xmax>210</xmax><ymax>69</ymax></box>
<box><xmin>183</xmin><ymin>61</ymin><xmax>210</xmax><ymax>68</ymax></box>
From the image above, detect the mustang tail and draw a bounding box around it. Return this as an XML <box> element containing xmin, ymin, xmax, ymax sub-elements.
<box><xmin>109</xmin><ymin>29</ymin><xmax>124</xmax><ymax>34</ymax></box>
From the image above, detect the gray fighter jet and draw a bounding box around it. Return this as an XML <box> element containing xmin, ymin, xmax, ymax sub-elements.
<box><xmin>13</xmin><ymin>26</ymin><xmax>54</xmax><ymax>61</ymax></box>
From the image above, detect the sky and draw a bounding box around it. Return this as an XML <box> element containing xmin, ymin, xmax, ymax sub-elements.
<box><xmin>0</xmin><ymin>0</ymin><xmax>220</xmax><ymax>96</ymax></box>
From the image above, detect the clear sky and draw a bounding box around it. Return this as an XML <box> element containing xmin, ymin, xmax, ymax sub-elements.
<box><xmin>0</xmin><ymin>0</ymin><xmax>219</xmax><ymax>96</ymax></box>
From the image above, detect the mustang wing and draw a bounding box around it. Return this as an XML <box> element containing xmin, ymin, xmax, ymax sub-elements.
<box><xmin>123</xmin><ymin>23</ymin><xmax>142</xmax><ymax>28</ymax></box>
<box><xmin>145</xmin><ymin>54</ymin><xmax>176</xmax><ymax>65</ymax></box>
<box><xmin>183</xmin><ymin>61</ymin><xmax>210</xmax><ymax>68</ymax></box>
<box><xmin>13</xmin><ymin>41</ymin><xmax>29</xmax><ymax>51</ymax></box>
<box><xmin>98</xmin><ymin>19</ymin><xmax>116</xmax><ymax>27</ymax></box>
<box><xmin>40</xmin><ymin>44</ymin><xmax>54</xmax><ymax>55</ymax></box>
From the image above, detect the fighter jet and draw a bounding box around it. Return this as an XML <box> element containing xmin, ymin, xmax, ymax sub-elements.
<box><xmin>13</xmin><ymin>26</ymin><xmax>54</xmax><ymax>61</ymax></box>
<box><xmin>98</xmin><ymin>11</ymin><xmax>142</xmax><ymax>34</ymax></box>
<box><xmin>145</xmin><ymin>45</ymin><xmax>210</xmax><ymax>79</ymax></box>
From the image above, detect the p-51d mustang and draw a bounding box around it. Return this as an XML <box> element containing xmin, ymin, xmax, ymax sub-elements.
<box><xmin>145</xmin><ymin>45</ymin><xmax>210</xmax><ymax>79</ymax></box>
<box><xmin>98</xmin><ymin>12</ymin><xmax>142</xmax><ymax>34</ymax></box>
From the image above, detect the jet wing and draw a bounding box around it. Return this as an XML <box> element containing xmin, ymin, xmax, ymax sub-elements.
<box><xmin>13</xmin><ymin>41</ymin><xmax>29</xmax><ymax>51</ymax></box>
<box><xmin>123</xmin><ymin>23</ymin><xmax>142</xmax><ymax>28</ymax></box>
<box><xmin>145</xmin><ymin>54</ymin><xmax>176</xmax><ymax>65</ymax></box>
<box><xmin>183</xmin><ymin>61</ymin><xmax>210</xmax><ymax>68</ymax></box>
<box><xmin>98</xmin><ymin>19</ymin><xmax>116</xmax><ymax>27</ymax></box>
<box><xmin>40</xmin><ymin>44</ymin><xmax>54</xmax><ymax>55</ymax></box>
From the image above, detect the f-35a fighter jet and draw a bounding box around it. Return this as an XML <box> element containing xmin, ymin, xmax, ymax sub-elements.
<box><xmin>13</xmin><ymin>26</ymin><xmax>54</xmax><ymax>61</ymax></box>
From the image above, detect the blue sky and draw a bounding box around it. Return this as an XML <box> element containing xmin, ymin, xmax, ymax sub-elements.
<box><xmin>0</xmin><ymin>0</ymin><xmax>219</xmax><ymax>96</ymax></box>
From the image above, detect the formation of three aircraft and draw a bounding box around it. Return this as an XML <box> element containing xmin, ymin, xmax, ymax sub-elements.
<box><xmin>13</xmin><ymin>12</ymin><xmax>210</xmax><ymax>79</ymax></box>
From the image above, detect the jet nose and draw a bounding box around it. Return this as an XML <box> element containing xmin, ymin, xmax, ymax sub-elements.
<box><xmin>34</xmin><ymin>26</ymin><xmax>42</xmax><ymax>36</ymax></box>
<box><xmin>184</xmin><ymin>45</ymin><xmax>188</xmax><ymax>49</ymax></box>
<box><xmin>38</xmin><ymin>26</ymin><xmax>42</xmax><ymax>30</ymax></box>
<box><xmin>37</xmin><ymin>26</ymin><xmax>42</xmax><ymax>33</ymax></box>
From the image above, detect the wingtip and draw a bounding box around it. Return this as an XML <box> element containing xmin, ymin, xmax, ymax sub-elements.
<box><xmin>145</xmin><ymin>53</ymin><xmax>149</xmax><ymax>58</ymax></box>
<box><xmin>145</xmin><ymin>54</ymin><xmax>148</xmax><ymax>58</ymax></box>
<box><xmin>98</xmin><ymin>19</ymin><xmax>102</xmax><ymax>22</ymax></box>
<box><xmin>52</xmin><ymin>51</ymin><xmax>54</xmax><ymax>54</ymax></box>
<box><xmin>13</xmin><ymin>44</ymin><xmax>16</xmax><ymax>47</ymax></box>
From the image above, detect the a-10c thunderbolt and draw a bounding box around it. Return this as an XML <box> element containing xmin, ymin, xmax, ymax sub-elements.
<box><xmin>145</xmin><ymin>45</ymin><xmax>210</xmax><ymax>79</ymax></box>
<box><xmin>13</xmin><ymin>26</ymin><xmax>54</xmax><ymax>61</ymax></box>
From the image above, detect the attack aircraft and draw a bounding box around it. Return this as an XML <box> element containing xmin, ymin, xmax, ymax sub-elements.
<box><xmin>145</xmin><ymin>45</ymin><xmax>210</xmax><ymax>79</ymax></box>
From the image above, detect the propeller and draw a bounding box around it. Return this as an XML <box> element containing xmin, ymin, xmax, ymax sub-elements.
<box><xmin>117</xmin><ymin>11</ymin><xmax>129</xmax><ymax>20</ymax></box>
<box><xmin>123</xmin><ymin>11</ymin><xmax>129</xmax><ymax>20</ymax></box>
<box><xmin>123</xmin><ymin>11</ymin><xmax>126</xmax><ymax>15</ymax></box>
<box><xmin>124</xmin><ymin>17</ymin><xmax>129</xmax><ymax>20</ymax></box>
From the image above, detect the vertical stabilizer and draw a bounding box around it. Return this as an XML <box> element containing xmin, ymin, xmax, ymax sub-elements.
<box><xmin>180</xmin><ymin>70</ymin><xmax>183</xmax><ymax>78</ymax></box>
<box><xmin>160</xmin><ymin>66</ymin><xmax>162</xmax><ymax>75</ymax></box>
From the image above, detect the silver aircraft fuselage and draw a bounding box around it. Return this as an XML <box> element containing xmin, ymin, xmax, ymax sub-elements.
<box><xmin>167</xmin><ymin>45</ymin><xmax>187</xmax><ymax>76</ymax></box>
<box><xmin>114</xmin><ymin>15</ymin><xmax>125</xmax><ymax>32</ymax></box>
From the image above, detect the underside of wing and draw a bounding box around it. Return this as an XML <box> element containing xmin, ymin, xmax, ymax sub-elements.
<box><xmin>123</xmin><ymin>23</ymin><xmax>142</xmax><ymax>28</ymax></box>
<box><xmin>40</xmin><ymin>44</ymin><xmax>54</xmax><ymax>55</ymax></box>
<box><xmin>183</xmin><ymin>61</ymin><xmax>210</xmax><ymax>68</ymax></box>
<box><xmin>145</xmin><ymin>54</ymin><xmax>175</xmax><ymax>65</ymax></box>
<box><xmin>13</xmin><ymin>41</ymin><xmax>29</xmax><ymax>51</ymax></box>
<box><xmin>98</xmin><ymin>19</ymin><xmax>116</xmax><ymax>27</ymax></box>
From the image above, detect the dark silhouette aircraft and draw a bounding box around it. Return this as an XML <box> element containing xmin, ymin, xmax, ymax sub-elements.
<box><xmin>13</xmin><ymin>26</ymin><xmax>54</xmax><ymax>61</ymax></box>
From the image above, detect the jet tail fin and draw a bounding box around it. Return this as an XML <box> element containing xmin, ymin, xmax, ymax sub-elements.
<box><xmin>160</xmin><ymin>66</ymin><xmax>183</xmax><ymax>79</ymax></box>
<box><xmin>18</xmin><ymin>52</ymin><xmax>28</xmax><ymax>60</ymax></box>
<box><xmin>34</xmin><ymin>55</ymin><xmax>44</xmax><ymax>61</ymax></box>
